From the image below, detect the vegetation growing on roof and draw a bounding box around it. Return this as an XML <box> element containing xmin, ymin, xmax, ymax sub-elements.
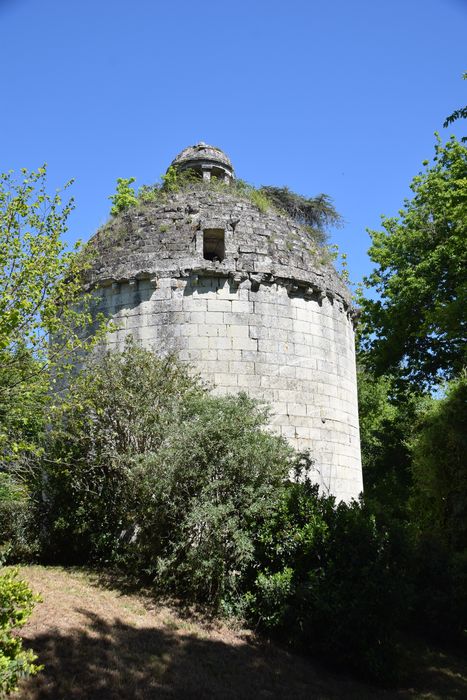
<box><xmin>258</xmin><ymin>187</ymin><xmax>341</xmax><ymax>244</ymax></box>
<box><xmin>108</xmin><ymin>177</ymin><xmax>138</xmax><ymax>216</ymax></box>
<box><xmin>108</xmin><ymin>168</ymin><xmax>340</xmax><ymax>248</ymax></box>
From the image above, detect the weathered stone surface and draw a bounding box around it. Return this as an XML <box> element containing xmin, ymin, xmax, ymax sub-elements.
<box><xmin>170</xmin><ymin>142</ymin><xmax>234</xmax><ymax>182</ymax></box>
<box><xmin>84</xmin><ymin>146</ymin><xmax>363</xmax><ymax>501</ymax></box>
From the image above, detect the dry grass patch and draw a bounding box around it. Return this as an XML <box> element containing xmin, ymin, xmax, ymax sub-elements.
<box><xmin>14</xmin><ymin>565</ymin><xmax>467</xmax><ymax>700</ymax></box>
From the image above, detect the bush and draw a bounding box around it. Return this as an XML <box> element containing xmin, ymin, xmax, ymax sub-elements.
<box><xmin>130</xmin><ymin>392</ymin><xmax>292</xmax><ymax>605</ymax></box>
<box><xmin>108</xmin><ymin>178</ymin><xmax>138</xmax><ymax>215</ymax></box>
<box><xmin>243</xmin><ymin>476</ymin><xmax>411</xmax><ymax>681</ymax></box>
<box><xmin>40</xmin><ymin>341</ymin><xmax>293</xmax><ymax>607</ymax></box>
<box><xmin>0</xmin><ymin>475</ymin><xmax>38</xmax><ymax>563</ymax></box>
<box><xmin>410</xmin><ymin>533</ymin><xmax>467</xmax><ymax>644</ymax></box>
<box><xmin>0</xmin><ymin>568</ymin><xmax>41</xmax><ymax>695</ymax></box>
<box><xmin>40</xmin><ymin>340</ymin><xmax>204</xmax><ymax>564</ymax></box>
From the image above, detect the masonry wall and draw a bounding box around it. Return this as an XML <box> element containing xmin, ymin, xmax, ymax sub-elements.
<box><xmin>96</xmin><ymin>273</ymin><xmax>363</xmax><ymax>502</ymax></box>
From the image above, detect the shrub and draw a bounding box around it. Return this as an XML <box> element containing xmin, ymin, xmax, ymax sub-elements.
<box><xmin>410</xmin><ymin>533</ymin><xmax>467</xmax><ymax>644</ymax></box>
<box><xmin>258</xmin><ymin>187</ymin><xmax>340</xmax><ymax>230</ymax></box>
<box><xmin>0</xmin><ymin>568</ymin><xmax>41</xmax><ymax>695</ymax></box>
<box><xmin>357</xmin><ymin>368</ymin><xmax>421</xmax><ymax>520</ymax></box>
<box><xmin>108</xmin><ymin>178</ymin><xmax>138</xmax><ymax>215</ymax></box>
<box><xmin>243</xmin><ymin>476</ymin><xmax>411</xmax><ymax>681</ymax></box>
<box><xmin>0</xmin><ymin>475</ymin><xmax>38</xmax><ymax>563</ymax></box>
<box><xmin>40</xmin><ymin>340</ymin><xmax>204</xmax><ymax>564</ymax></box>
<box><xmin>39</xmin><ymin>342</ymin><xmax>426</xmax><ymax>678</ymax></box>
<box><xmin>130</xmin><ymin>392</ymin><xmax>292</xmax><ymax>605</ymax></box>
<box><xmin>40</xmin><ymin>341</ymin><xmax>293</xmax><ymax>607</ymax></box>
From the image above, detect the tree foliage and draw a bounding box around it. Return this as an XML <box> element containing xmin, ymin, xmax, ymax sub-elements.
<box><xmin>356</xmin><ymin>125</ymin><xmax>467</xmax><ymax>649</ymax></box>
<box><xmin>0</xmin><ymin>348</ymin><xmax>48</xmax><ymax>469</ymax></box>
<box><xmin>443</xmin><ymin>71</ymin><xmax>467</xmax><ymax>141</ymax></box>
<box><xmin>0</xmin><ymin>167</ymin><xmax>102</xmax><ymax>394</ymax></box>
<box><xmin>359</xmin><ymin>136</ymin><xmax>467</xmax><ymax>388</ymax></box>
<box><xmin>243</xmin><ymin>477</ymin><xmax>410</xmax><ymax>681</ymax></box>
<box><xmin>357</xmin><ymin>368</ymin><xmax>422</xmax><ymax>519</ymax></box>
<box><xmin>40</xmin><ymin>340</ymin><xmax>203</xmax><ymax>563</ymax></box>
<box><xmin>410</xmin><ymin>373</ymin><xmax>467</xmax><ymax>551</ymax></box>
<box><xmin>108</xmin><ymin>177</ymin><xmax>138</xmax><ymax>215</ymax></box>
<box><xmin>0</xmin><ymin>165</ymin><xmax>107</xmax><ymax>477</ymax></box>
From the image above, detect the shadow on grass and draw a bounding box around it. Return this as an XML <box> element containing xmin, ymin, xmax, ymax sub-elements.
<box><xmin>88</xmin><ymin>567</ymin><xmax>226</xmax><ymax>626</ymax></box>
<box><xmin>399</xmin><ymin>638</ymin><xmax>467</xmax><ymax>700</ymax></box>
<box><xmin>18</xmin><ymin>606</ymin><xmax>386</xmax><ymax>700</ymax></box>
<box><xmin>19</xmin><ymin>602</ymin><xmax>467</xmax><ymax>699</ymax></box>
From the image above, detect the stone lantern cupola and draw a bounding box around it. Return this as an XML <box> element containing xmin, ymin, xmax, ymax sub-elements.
<box><xmin>170</xmin><ymin>142</ymin><xmax>234</xmax><ymax>183</ymax></box>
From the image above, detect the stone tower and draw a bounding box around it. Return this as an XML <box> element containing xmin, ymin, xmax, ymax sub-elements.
<box><xmin>86</xmin><ymin>143</ymin><xmax>363</xmax><ymax>501</ymax></box>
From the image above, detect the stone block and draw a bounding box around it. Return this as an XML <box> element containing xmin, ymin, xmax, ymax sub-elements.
<box><xmin>237</xmin><ymin>374</ymin><xmax>261</xmax><ymax>387</ymax></box>
<box><xmin>281</xmin><ymin>426</ymin><xmax>296</xmax><ymax>439</ymax></box>
<box><xmin>188</xmin><ymin>311</ymin><xmax>206</xmax><ymax>324</ymax></box>
<box><xmin>214</xmin><ymin>373</ymin><xmax>238</xmax><ymax>387</ymax></box>
<box><xmin>227</xmin><ymin>325</ymin><xmax>250</xmax><ymax>338</ymax></box>
<box><xmin>205</xmin><ymin>312</ymin><xmax>224</xmax><ymax>324</ymax></box>
<box><xmin>229</xmin><ymin>360</ymin><xmax>254</xmax><ymax>374</ymax></box>
<box><xmin>232</xmin><ymin>337</ymin><xmax>258</xmax><ymax>351</ymax></box>
<box><xmin>287</xmin><ymin>403</ymin><xmax>307</xmax><ymax>417</ymax></box>
<box><xmin>187</xmin><ymin>336</ymin><xmax>209</xmax><ymax>349</ymax></box>
<box><xmin>208</xmin><ymin>336</ymin><xmax>232</xmax><ymax>350</ymax></box>
<box><xmin>260</xmin><ymin>375</ymin><xmax>290</xmax><ymax>390</ymax></box>
<box><xmin>223</xmin><ymin>312</ymin><xmax>250</xmax><ymax>325</ymax></box>
<box><xmin>182</xmin><ymin>324</ymin><xmax>199</xmax><ymax>336</ymax></box>
<box><xmin>182</xmin><ymin>298</ymin><xmax>208</xmax><ymax>312</ymax></box>
<box><xmin>198</xmin><ymin>324</ymin><xmax>226</xmax><ymax>337</ymax></box>
<box><xmin>231</xmin><ymin>300</ymin><xmax>252</xmax><ymax>313</ymax></box>
<box><xmin>207</xmin><ymin>299</ymin><xmax>231</xmax><ymax>312</ymax></box>
<box><xmin>200</xmin><ymin>349</ymin><xmax>218</xmax><ymax>361</ymax></box>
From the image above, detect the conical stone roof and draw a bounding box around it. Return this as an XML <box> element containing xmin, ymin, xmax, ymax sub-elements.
<box><xmin>87</xmin><ymin>184</ymin><xmax>352</xmax><ymax>312</ymax></box>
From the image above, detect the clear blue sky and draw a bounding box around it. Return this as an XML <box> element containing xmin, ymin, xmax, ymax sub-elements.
<box><xmin>1</xmin><ymin>0</ymin><xmax>466</xmax><ymax>285</ymax></box>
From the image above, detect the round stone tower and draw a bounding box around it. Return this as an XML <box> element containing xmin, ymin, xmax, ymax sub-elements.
<box><xmin>86</xmin><ymin>143</ymin><xmax>363</xmax><ymax>501</ymax></box>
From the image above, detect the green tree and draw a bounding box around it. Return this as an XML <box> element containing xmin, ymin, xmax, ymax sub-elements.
<box><xmin>0</xmin><ymin>349</ymin><xmax>48</xmax><ymax>467</ymax></box>
<box><xmin>406</xmin><ymin>374</ymin><xmax>467</xmax><ymax>643</ymax></box>
<box><xmin>359</xmin><ymin>136</ymin><xmax>467</xmax><ymax>389</ymax></box>
<box><xmin>0</xmin><ymin>165</ymin><xmax>109</xmax><ymax>572</ymax></box>
<box><xmin>0</xmin><ymin>166</ymin><xmax>102</xmax><ymax>391</ymax></box>
<box><xmin>410</xmin><ymin>373</ymin><xmax>467</xmax><ymax>551</ymax></box>
<box><xmin>357</xmin><ymin>368</ymin><xmax>420</xmax><ymax>520</ymax></box>
<box><xmin>0</xmin><ymin>166</ymin><xmax>104</xmax><ymax>464</ymax></box>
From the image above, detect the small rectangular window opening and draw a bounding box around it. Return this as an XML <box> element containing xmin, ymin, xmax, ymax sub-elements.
<box><xmin>203</xmin><ymin>229</ymin><xmax>225</xmax><ymax>262</ymax></box>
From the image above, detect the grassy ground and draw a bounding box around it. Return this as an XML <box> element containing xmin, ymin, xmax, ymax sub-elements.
<box><xmin>15</xmin><ymin>566</ymin><xmax>467</xmax><ymax>700</ymax></box>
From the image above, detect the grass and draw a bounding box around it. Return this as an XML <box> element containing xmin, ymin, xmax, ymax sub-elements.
<box><xmin>15</xmin><ymin>565</ymin><xmax>467</xmax><ymax>699</ymax></box>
